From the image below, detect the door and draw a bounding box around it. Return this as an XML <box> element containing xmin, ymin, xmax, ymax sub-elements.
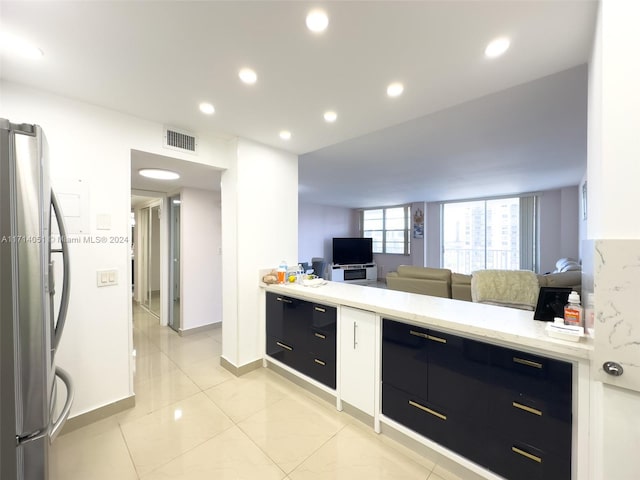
<box><xmin>148</xmin><ymin>205</ymin><xmax>161</xmax><ymax>317</ymax></box>
<box><xmin>340</xmin><ymin>306</ymin><xmax>376</xmax><ymax>415</ymax></box>
<box><xmin>169</xmin><ymin>195</ymin><xmax>181</xmax><ymax>331</ymax></box>
<box><xmin>139</xmin><ymin>207</ymin><xmax>150</xmax><ymax>309</ymax></box>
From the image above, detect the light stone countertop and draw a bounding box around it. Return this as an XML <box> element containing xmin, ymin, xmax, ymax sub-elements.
<box><xmin>265</xmin><ymin>281</ymin><xmax>593</xmax><ymax>362</ymax></box>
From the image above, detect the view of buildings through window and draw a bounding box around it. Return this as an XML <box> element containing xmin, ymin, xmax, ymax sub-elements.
<box><xmin>362</xmin><ymin>206</ymin><xmax>410</xmax><ymax>254</ymax></box>
<box><xmin>442</xmin><ymin>198</ymin><xmax>521</xmax><ymax>274</ymax></box>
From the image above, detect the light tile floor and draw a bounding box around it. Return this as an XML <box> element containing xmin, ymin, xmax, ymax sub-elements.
<box><xmin>50</xmin><ymin>304</ymin><xmax>467</xmax><ymax>480</ymax></box>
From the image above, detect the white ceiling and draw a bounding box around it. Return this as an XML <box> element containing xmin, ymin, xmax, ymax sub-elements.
<box><xmin>0</xmin><ymin>1</ymin><xmax>597</xmax><ymax>207</ymax></box>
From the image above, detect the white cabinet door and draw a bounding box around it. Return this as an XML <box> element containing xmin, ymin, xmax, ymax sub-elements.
<box><xmin>340</xmin><ymin>306</ymin><xmax>376</xmax><ymax>415</ymax></box>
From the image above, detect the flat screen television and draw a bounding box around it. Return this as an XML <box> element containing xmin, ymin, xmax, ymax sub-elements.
<box><xmin>332</xmin><ymin>237</ymin><xmax>373</xmax><ymax>265</ymax></box>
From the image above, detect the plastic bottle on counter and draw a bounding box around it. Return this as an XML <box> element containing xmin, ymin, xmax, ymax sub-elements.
<box><xmin>564</xmin><ymin>291</ymin><xmax>583</xmax><ymax>327</ymax></box>
<box><xmin>277</xmin><ymin>260</ymin><xmax>287</xmax><ymax>284</ymax></box>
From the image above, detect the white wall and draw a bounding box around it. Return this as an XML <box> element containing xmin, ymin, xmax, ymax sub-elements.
<box><xmin>180</xmin><ymin>187</ymin><xmax>221</xmax><ymax>330</ymax></box>
<box><xmin>578</xmin><ymin>171</ymin><xmax>588</xmax><ymax>259</ymax></box>
<box><xmin>1</xmin><ymin>81</ymin><xmax>231</xmax><ymax>417</ymax></box>
<box><xmin>538</xmin><ymin>186</ymin><xmax>580</xmax><ymax>273</ymax></box>
<box><xmin>426</xmin><ymin>201</ymin><xmax>441</xmax><ymax>267</ymax></box>
<box><xmin>298</xmin><ymin>202</ymin><xmax>354</xmax><ymax>264</ymax></box>
<box><xmin>587</xmin><ymin>2</ymin><xmax>640</xmax><ymax>479</ymax></box>
<box><xmin>221</xmin><ymin>138</ymin><xmax>298</xmax><ymax>368</ymax></box>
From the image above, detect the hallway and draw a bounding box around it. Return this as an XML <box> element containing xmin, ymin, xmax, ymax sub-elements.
<box><xmin>50</xmin><ymin>304</ymin><xmax>467</xmax><ymax>480</ymax></box>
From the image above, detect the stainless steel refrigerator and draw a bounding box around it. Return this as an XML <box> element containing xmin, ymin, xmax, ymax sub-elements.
<box><xmin>1</xmin><ymin>119</ymin><xmax>74</xmax><ymax>479</ymax></box>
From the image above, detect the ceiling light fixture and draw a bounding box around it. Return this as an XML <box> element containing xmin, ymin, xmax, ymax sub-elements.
<box><xmin>0</xmin><ymin>32</ymin><xmax>44</xmax><ymax>60</ymax></box>
<box><xmin>306</xmin><ymin>10</ymin><xmax>329</xmax><ymax>33</ymax></box>
<box><xmin>485</xmin><ymin>37</ymin><xmax>510</xmax><ymax>58</ymax></box>
<box><xmin>324</xmin><ymin>111</ymin><xmax>337</xmax><ymax>123</ymax></box>
<box><xmin>279</xmin><ymin>130</ymin><xmax>292</xmax><ymax>140</ymax></box>
<box><xmin>199</xmin><ymin>102</ymin><xmax>215</xmax><ymax>115</ymax></box>
<box><xmin>138</xmin><ymin>168</ymin><xmax>180</xmax><ymax>180</ymax></box>
<box><xmin>239</xmin><ymin>68</ymin><xmax>257</xmax><ymax>84</ymax></box>
<box><xmin>387</xmin><ymin>82</ymin><xmax>404</xmax><ymax>97</ymax></box>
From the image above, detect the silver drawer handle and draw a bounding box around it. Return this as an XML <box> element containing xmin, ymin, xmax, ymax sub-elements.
<box><xmin>276</xmin><ymin>341</ymin><xmax>292</xmax><ymax>351</ymax></box>
<box><xmin>512</xmin><ymin>446</ymin><xmax>542</xmax><ymax>464</ymax></box>
<box><xmin>513</xmin><ymin>357</ymin><xmax>543</xmax><ymax>369</ymax></box>
<box><xmin>409</xmin><ymin>330</ymin><xmax>428</xmax><ymax>339</ymax></box>
<box><xmin>276</xmin><ymin>297</ymin><xmax>293</xmax><ymax>304</ymax></box>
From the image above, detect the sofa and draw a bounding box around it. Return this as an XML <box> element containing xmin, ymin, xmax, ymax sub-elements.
<box><xmin>386</xmin><ymin>265</ymin><xmax>581</xmax><ymax>303</ymax></box>
<box><xmin>385</xmin><ymin>266</ymin><xmax>452</xmax><ymax>298</ymax></box>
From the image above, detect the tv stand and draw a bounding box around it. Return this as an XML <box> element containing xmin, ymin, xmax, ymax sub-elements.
<box><xmin>330</xmin><ymin>263</ymin><xmax>377</xmax><ymax>284</ymax></box>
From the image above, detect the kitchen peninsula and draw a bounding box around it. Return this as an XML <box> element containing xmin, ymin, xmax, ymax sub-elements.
<box><xmin>263</xmin><ymin>281</ymin><xmax>592</xmax><ymax>480</ymax></box>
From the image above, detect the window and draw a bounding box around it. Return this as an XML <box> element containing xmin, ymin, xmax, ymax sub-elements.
<box><xmin>361</xmin><ymin>206</ymin><xmax>410</xmax><ymax>255</ymax></box>
<box><xmin>441</xmin><ymin>196</ymin><xmax>536</xmax><ymax>274</ymax></box>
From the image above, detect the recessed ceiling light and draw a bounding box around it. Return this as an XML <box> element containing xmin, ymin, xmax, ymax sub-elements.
<box><xmin>324</xmin><ymin>111</ymin><xmax>337</xmax><ymax>123</ymax></box>
<box><xmin>306</xmin><ymin>10</ymin><xmax>329</xmax><ymax>33</ymax></box>
<box><xmin>138</xmin><ymin>168</ymin><xmax>180</xmax><ymax>180</ymax></box>
<box><xmin>387</xmin><ymin>82</ymin><xmax>404</xmax><ymax>97</ymax></box>
<box><xmin>279</xmin><ymin>130</ymin><xmax>292</xmax><ymax>140</ymax></box>
<box><xmin>485</xmin><ymin>37</ymin><xmax>510</xmax><ymax>58</ymax></box>
<box><xmin>0</xmin><ymin>32</ymin><xmax>44</xmax><ymax>60</ymax></box>
<box><xmin>198</xmin><ymin>102</ymin><xmax>216</xmax><ymax>115</ymax></box>
<box><xmin>239</xmin><ymin>68</ymin><xmax>257</xmax><ymax>84</ymax></box>
<box><xmin>199</xmin><ymin>102</ymin><xmax>215</xmax><ymax>115</ymax></box>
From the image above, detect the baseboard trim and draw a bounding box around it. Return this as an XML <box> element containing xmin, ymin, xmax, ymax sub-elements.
<box><xmin>219</xmin><ymin>356</ymin><xmax>262</xmax><ymax>377</ymax></box>
<box><xmin>265</xmin><ymin>360</ymin><xmax>336</xmax><ymax>406</ymax></box>
<box><xmin>59</xmin><ymin>395</ymin><xmax>135</xmax><ymax>436</ymax></box>
<box><xmin>340</xmin><ymin>400</ymin><xmax>375</xmax><ymax>428</ymax></box>
<box><xmin>179</xmin><ymin>322</ymin><xmax>221</xmax><ymax>337</ymax></box>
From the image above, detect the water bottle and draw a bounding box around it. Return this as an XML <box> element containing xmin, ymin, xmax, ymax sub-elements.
<box><xmin>277</xmin><ymin>260</ymin><xmax>287</xmax><ymax>284</ymax></box>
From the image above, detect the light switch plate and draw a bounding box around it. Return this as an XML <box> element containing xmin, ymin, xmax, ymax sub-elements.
<box><xmin>97</xmin><ymin>269</ymin><xmax>118</xmax><ymax>287</ymax></box>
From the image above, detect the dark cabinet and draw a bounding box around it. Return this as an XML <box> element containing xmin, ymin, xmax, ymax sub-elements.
<box><xmin>381</xmin><ymin>319</ymin><xmax>429</xmax><ymax>400</ymax></box>
<box><xmin>382</xmin><ymin>318</ymin><xmax>572</xmax><ymax>480</ymax></box>
<box><xmin>265</xmin><ymin>292</ymin><xmax>336</xmax><ymax>389</ymax></box>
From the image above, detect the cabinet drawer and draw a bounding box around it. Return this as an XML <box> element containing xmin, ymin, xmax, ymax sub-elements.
<box><xmin>489</xmin><ymin>346</ymin><xmax>572</xmax><ymax>405</ymax></box>
<box><xmin>301</xmin><ymin>354</ymin><xmax>336</xmax><ymax>389</ymax></box>
<box><xmin>489</xmin><ymin>389</ymin><xmax>571</xmax><ymax>453</ymax></box>
<box><xmin>266</xmin><ymin>336</ymin><xmax>301</xmax><ymax>371</ymax></box>
<box><xmin>309</xmin><ymin>328</ymin><xmax>336</xmax><ymax>358</ymax></box>
<box><xmin>485</xmin><ymin>434</ymin><xmax>571</xmax><ymax>480</ymax></box>
<box><xmin>309</xmin><ymin>304</ymin><xmax>336</xmax><ymax>356</ymax></box>
<box><xmin>382</xmin><ymin>383</ymin><xmax>448</xmax><ymax>443</ymax></box>
<box><xmin>266</xmin><ymin>293</ymin><xmax>312</xmax><ymax>342</ymax></box>
<box><xmin>382</xmin><ymin>383</ymin><xmax>489</xmax><ymax>467</ymax></box>
<box><xmin>382</xmin><ymin>319</ymin><xmax>428</xmax><ymax>399</ymax></box>
<box><xmin>312</xmin><ymin>303</ymin><xmax>337</xmax><ymax>329</ymax></box>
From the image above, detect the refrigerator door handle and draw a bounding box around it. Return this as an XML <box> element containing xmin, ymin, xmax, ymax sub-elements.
<box><xmin>49</xmin><ymin>367</ymin><xmax>74</xmax><ymax>442</ymax></box>
<box><xmin>51</xmin><ymin>189</ymin><xmax>71</xmax><ymax>351</ymax></box>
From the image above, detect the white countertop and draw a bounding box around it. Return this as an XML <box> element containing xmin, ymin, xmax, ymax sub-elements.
<box><xmin>265</xmin><ymin>281</ymin><xmax>593</xmax><ymax>361</ymax></box>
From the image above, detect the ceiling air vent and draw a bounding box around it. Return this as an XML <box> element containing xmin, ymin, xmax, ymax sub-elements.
<box><xmin>163</xmin><ymin>127</ymin><xmax>197</xmax><ymax>154</ymax></box>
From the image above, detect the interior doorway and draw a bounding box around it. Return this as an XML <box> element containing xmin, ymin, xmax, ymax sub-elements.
<box><xmin>134</xmin><ymin>198</ymin><xmax>163</xmax><ymax>318</ymax></box>
<box><xmin>130</xmin><ymin>149</ymin><xmax>223</xmax><ymax>331</ymax></box>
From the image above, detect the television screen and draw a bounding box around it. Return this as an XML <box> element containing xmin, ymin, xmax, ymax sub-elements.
<box><xmin>332</xmin><ymin>237</ymin><xmax>373</xmax><ymax>265</ymax></box>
